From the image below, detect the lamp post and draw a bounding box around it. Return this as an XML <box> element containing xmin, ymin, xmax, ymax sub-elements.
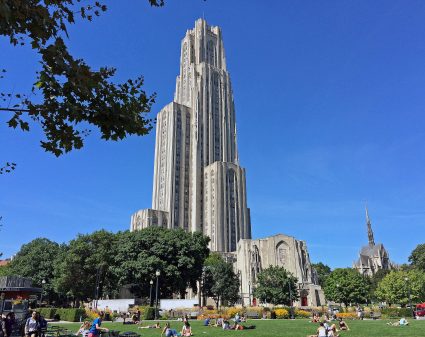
<box><xmin>154</xmin><ymin>270</ymin><xmax>160</xmax><ymax>319</ymax></box>
<box><xmin>0</xmin><ymin>292</ymin><xmax>5</xmax><ymax>318</ymax></box>
<box><xmin>248</xmin><ymin>281</ymin><xmax>251</xmax><ymax>307</ymax></box>
<box><xmin>238</xmin><ymin>271</ymin><xmax>243</xmax><ymax>307</ymax></box>
<box><xmin>336</xmin><ymin>283</ymin><xmax>342</xmax><ymax>310</ymax></box>
<box><xmin>288</xmin><ymin>281</ymin><xmax>294</xmax><ymax>319</ymax></box>
<box><xmin>40</xmin><ymin>279</ymin><xmax>46</xmax><ymax>305</ymax></box>
<box><xmin>404</xmin><ymin>277</ymin><xmax>415</xmax><ymax>319</ymax></box>
<box><xmin>94</xmin><ymin>265</ymin><xmax>103</xmax><ymax>309</ymax></box>
<box><xmin>149</xmin><ymin>280</ymin><xmax>154</xmax><ymax>307</ymax></box>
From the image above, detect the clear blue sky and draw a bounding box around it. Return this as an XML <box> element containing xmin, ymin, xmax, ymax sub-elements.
<box><xmin>1</xmin><ymin>0</ymin><xmax>425</xmax><ymax>269</ymax></box>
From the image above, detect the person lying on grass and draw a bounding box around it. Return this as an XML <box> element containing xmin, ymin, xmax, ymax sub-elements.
<box><xmin>138</xmin><ymin>322</ymin><xmax>161</xmax><ymax>329</ymax></box>
<box><xmin>387</xmin><ymin>318</ymin><xmax>409</xmax><ymax>326</ymax></box>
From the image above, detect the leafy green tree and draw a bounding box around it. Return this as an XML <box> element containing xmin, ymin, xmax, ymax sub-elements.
<box><xmin>53</xmin><ymin>230</ymin><xmax>118</xmax><ymax>302</ymax></box>
<box><xmin>112</xmin><ymin>227</ymin><xmax>210</xmax><ymax>299</ymax></box>
<box><xmin>202</xmin><ymin>253</ymin><xmax>240</xmax><ymax>309</ymax></box>
<box><xmin>409</xmin><ymin>243</ymin><xmax>425</xmax><ymax>271</ymax></box>
<box><xmin>369</xmin><ymin>269</ymin><xmax>390</xmax><ymax>301</ymax></box>
<box><xmin>311</xmin><ymin>262</ymin><xmax>331</xmax><ymax>287</ymax></box>
<box><xmin>1</xmin><ymin>0</ymin><xmax>165</xmax><ymax>158</ymax></box>
<box><xmin>0</xmin><ymin>264</ymin><xmax>11</xmax><ymax>277</ymax></box>
<box><xmin>253</xmin><ymin>266</ymin><xmax>298</xmax><ymax>306</ymax></box>
<box><xmin>324</xmin><ymin>268</ymin><xmax>370</xmax><ymax>306</ymax></box>
<box><xmin>375</xmin><ymin>269</ymin><xmax>425</xmax><ymax>306</ymax></box>
<box><xmin>7</xmin><ymin>238</ymin><xmax>63</xmax><ymax>301</ymax></box>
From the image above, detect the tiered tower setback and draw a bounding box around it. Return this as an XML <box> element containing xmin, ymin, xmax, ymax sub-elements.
<box><xmin>131</xmin><ymin>19</ymin><xmax>251</xmax><ymax>252</ymax></box>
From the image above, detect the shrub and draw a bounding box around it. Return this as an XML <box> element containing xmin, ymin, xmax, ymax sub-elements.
<box><xmin>270</xmin><ymin>311</ymin><xmax>276</xmax><ymax>319</ymax></box>
<box><xmin>226</xmin><ymin>307</ymin><xmax>240</xmax><ymax>318</ymax></box>
<box><xmin>54</xmin><ymin>308</ymin><xmax>86</xmax><ymax>322</ymax></box>
<box><xmin>274</xmin><ymin>308</ymin><xmax>289</xmax><ymax>319</ymax></box>
<box><xmin>142</xmin><ymin>307</ymin><xmax>157</xmax><ymax>320</ymax></box>
<box><xmin>38</xmin><ymin>308</ymin><xmax>57</xmax><ymax>319</ymax></box>
<box><xmin>295</xmin><ymin>309</ymin><xmax>310</xmax><ymax>318</ymax></box>
<box><xmin>336</xmin><ymin>312</ymin><xmax>357</xmax><ymax>320</ymax></box>
<box><xmin>381</xmin><ymin>308</ymin><xmax>412</xmax><ymax>318</ymax></box>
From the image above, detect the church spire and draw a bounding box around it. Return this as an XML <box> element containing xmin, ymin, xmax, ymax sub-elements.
<box><xmin>366</xmin><ymin>205</ymin><xmax>375</xmax><ymax>246</ymax></box>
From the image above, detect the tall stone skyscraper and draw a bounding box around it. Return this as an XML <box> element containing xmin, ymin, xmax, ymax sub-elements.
<box><xmin>131</xmin><ymin>19</ymin><xmax>251</xmax><ymax>252</ymax></box>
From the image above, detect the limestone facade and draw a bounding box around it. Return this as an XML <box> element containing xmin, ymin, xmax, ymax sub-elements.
<box><xmin>130</xmin><ymin>19</ymin><xmax>324</xmax><ymax>306</ymax></box>
<box><xmin>130</xmin><ymin>18</ymin><xmax>251</xmax><ymax>251</ymax></box>
<box><xmin>233</xmin><ymin>234</ymin><xmax>325</xmax><ymax>307</ymax></box>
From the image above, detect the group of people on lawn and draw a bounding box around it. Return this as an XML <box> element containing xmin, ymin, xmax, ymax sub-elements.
<box><xmin>203</xmin><ymin>312</ymin><xmax>255</xmax><ymax>331</ymax></box>
<box><xmin>308</xmin><ymin>314</ymin><xmax>349</xmax><ymax>337</ymax></box>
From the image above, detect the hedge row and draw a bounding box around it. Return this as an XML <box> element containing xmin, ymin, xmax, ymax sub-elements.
<box><xmin>381</xmin><ymin>308</ymin><xmax>413</xmax><ymax>318</ymax></box>
<box><xmin>142</xmin><ymin>307</ymin><xmax>160</xmax><ymax>320</ymax></box>
<box><xmin>38</xmin><ymin>308</ymin><xmax>86</xmax><ymax>322</ymax></box>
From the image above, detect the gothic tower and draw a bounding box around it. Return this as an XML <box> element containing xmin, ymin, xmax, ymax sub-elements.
<box><xmin>366</xmin><ymin>206</ymin><xmax>375</xmax><ymax>246</ymax></box>
<box><xmin>131</xmin><ymin>19</ymin><xmax>252</xmax><ymax>252</ymax></box>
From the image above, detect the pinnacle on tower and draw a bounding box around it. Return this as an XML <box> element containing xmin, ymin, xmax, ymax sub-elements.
<box><xmin>366</xmin><ymin>205</ymin><xmax>375</xmax><ymax>246</ymax></box>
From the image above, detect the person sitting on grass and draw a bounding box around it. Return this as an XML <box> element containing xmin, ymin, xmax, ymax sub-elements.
<box><xmin>338</xmin><ymin>318</ymin><xmax>349</xmax><ymax>331</ymax></box>
<box><xmin>215</xmin><ymin>316</ymin><xmax>223</xmax><ymax>327</ymax></box>
<box><xmin>307</xmin><ymin>322</ymin><xmax>327</xmax><ymax>337</ymax></box>
<box><xmin>311</xmin><ymin>313</ymin><xmax>320</xmax><ymax>323</ymax></box>
<box><xmin>181</xmin><ymin>321</ymin><xmax>192</xmax><ymax>337</ymax></box>
<box><xmin>75</xmin><ymin>321</ymin><xmax>91</xmax><ymax>337</ymax></box>
<box><xmin>222</xmin><ymin>319</ymin><xmax>231</xmax><ymax>330</ymax></box>
<box><xmin>327</xmin><ymin>324</ymin><xmax>339</xmax><ymax>337</ymax></box>
<box><xmin>203</xmin><ymin>317</ymin><xmax>210</xmax><ymax>326</ymax></box>
<box><xmin>138</xmin><ymin>322</ymin><xmax>161</xmax><ymax>329</ymax></box>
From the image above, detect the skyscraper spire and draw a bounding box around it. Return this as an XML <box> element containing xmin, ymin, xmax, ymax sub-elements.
<box><xmin>365</xmin><ymin>204</ymin><xmax>375</xmax><ymax>246</ymax></box>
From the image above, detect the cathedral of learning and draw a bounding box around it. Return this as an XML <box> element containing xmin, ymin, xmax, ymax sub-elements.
<box><xmin>130</xmin><ymin>18</ymin><xmax>325</xmax><ymax>306</ymax></box>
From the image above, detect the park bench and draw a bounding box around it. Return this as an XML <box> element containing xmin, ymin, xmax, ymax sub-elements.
<box><xmin>370</xmin><ymin>312</ymin><xmax>382</xmax><ymax>320</ymax></box>
<box><xmin>246</xmin><ymin>311</ymin><xmax>259</xmax><ymax>319</ymax></box>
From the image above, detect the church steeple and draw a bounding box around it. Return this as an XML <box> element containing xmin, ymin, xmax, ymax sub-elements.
<box><xmin>366</xmin><ymin>205</ymin><xmax>375</xmax><ymax>246</ymax></box>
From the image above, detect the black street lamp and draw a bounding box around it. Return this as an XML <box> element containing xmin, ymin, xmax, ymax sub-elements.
<box><xmin>40</xmin><ymin>279</ymin><xmax>46</xmax><ymax>305</ymax></box>
<box><xmin>0</xmin><ymin>292</ymin><xmax>5</xmax><ymax>318</ymax></box>
<box><xmin>149</xmin><ymin>280</ymin><xmax>154</xmax><ymax>307</ymax></box>
<box><xmin>94</xmin><ymin>265</ymin><xmax>103</xmax><ymax>309</ymax></box>
<box><xmin>248</xmin><ymin>281</ymin><xmax>251</xmax><ymax>307</ymax></box>
<box><xmin>336</xmin><ymin>283</ymin><xmax>342</xmax><ymax>310</ymax></box>
<box><xmin>288</xmin><ymin>281</ymin><xmax>294</xmax><ymax>319</ymax></box>
<box><xmin>404</xmin><ymin>277</ymin><xmax>415</xmax><ymax>319</ymax></box>
<box><xmin>154</xmin><ymin>270</ymin><xmax>160</xmax><ymax>319</ymax></box>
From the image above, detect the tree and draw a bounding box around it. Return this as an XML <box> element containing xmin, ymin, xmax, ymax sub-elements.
<box><xmin>369</xmin><ymin>268</ymin><xmax>390</xmax><ymax>301</ymax></box>
<box><xmin>0</xmin><ymin>264</ymin><xmax>11</xmax><ymax>277</ymax></box>
<box><xmin>409</xmin><ymin>243</ymin><xmax>425</xmax><ymax>271</ymax></box>
<box><xmin>202</xmin><ymin>253</ymin><xmax>240</xmax><ymax>309</ymax></box>
<box><xmin>311</xmin><ymin>262</ymin><xmax>331</xmax><ymax>287</ymax></box>
<box><xmin>324</xmin><ymin>268</ymin><xmax>370</xmax><ymax>306</ymax></box>
<box><xmin>53</xmin><ymin>230</ymin><xmax>118</xmax><ymax>302</ymax></box>
<box><xmin>1</xmin><ymin>0</ymin><xmax>165</xmax><ymax>157</ymax></box>
<box><xmin>375</xmin><ymin>269</ymin><xmax>425</xmax><ymax>306</ymax></box>
<box><xmin>111</xmin><ymin>227</ymin><xmax>210</xmax><ymax>299</ymax></box>
<box><xmin>7</xmin><ymin>238</ymin><xmax>63</xmax><ymax>301</ymax></box>
<box><xmin>253</xmin><ymin>266</ymin><xmax>298</xmax><ymax>306</ymax></box>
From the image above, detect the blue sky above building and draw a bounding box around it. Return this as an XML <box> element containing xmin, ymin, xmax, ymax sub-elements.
<box><xmin>1</xmin><ymin>0</ymin><xmax>425</xmax><ymax>268</ymax></box>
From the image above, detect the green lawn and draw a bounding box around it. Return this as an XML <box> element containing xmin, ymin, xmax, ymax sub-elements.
<box><xmin>57</xmin><ymin>319</ymin><xmax>425</xmax><ymax>337</ymax></box>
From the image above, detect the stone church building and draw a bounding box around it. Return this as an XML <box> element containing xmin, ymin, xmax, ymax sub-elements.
<box><xmin>353</xmin><ymin>207</ymin><xmax>394</xmax><ymax>276</ymax></box>
<box><xmin>130</xmin><ymin>18</ymin><xmax>324</xmax><ymax>306</ymax></box>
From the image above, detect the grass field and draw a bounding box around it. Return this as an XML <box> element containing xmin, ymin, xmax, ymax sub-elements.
<box><xmin>57</xmin><ymin>319</ymin><xmax>425</xmax><ymax>337</ymax></box>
